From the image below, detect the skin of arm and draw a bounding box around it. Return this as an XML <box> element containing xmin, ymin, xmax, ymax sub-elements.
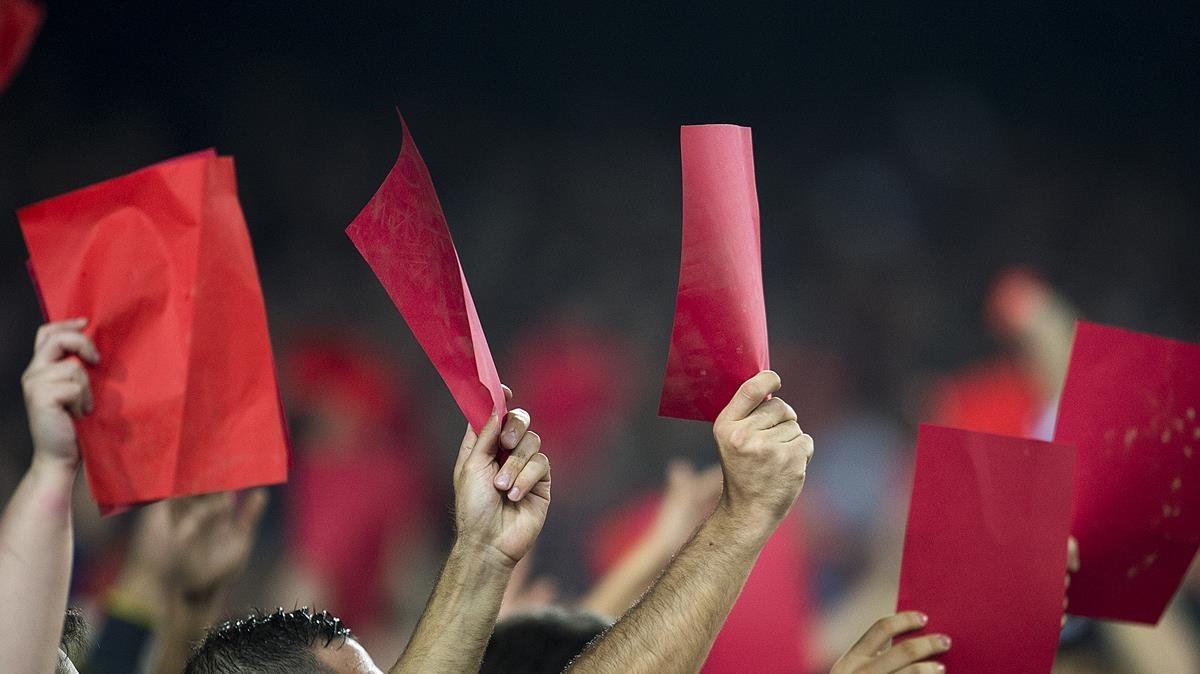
<box><xmin>0</xmin><ymin>319</ymin><xmax>98</xmax><ymax>674</ymax></box>
<box><xmin>580</xmin><ymin>461</ymin><xmax>722</xmax><ymax>618</ymax></box>
<box><xmin>391</xmin><ymin>389</ymin><xmax>551</xmax><ymax>674</ymax></box>
<box><xmin>567</xmin><ymin>371</ymin><xmax>813</xmax><ymax>674</ymax></box>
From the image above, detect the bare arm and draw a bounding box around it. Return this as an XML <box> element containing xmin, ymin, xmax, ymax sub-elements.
<box><xmin>580</xmin><ymin>461</ymin><xmax>722</xmax><ymax>618</ymax></box>
<box><xmin>0</xmin><ymin>319</ymin><xmax>98</xmax><ymax>673</ymax></box>
<box><xmin>568</xmin><ymin>371</ymin><xmax>813</xmax><ymax>674</ymax></box>
<box><xmin>152</xmin><ymin>490</ymin><xmax>268</xmax><ymax>674</ymax></box>
<box><xmin>392</xmin><ymin>393</ymin><xmax>551</xmax><ymax>674</ymax></box>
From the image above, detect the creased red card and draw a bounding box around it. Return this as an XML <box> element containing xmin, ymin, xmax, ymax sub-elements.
<box><xmin>0</xmin><ymin>0</ymin><xmax>42</xmax><ymax>94</ymax></box>
<box><xmin>1054</xmin><ymin>321</ymin><xmax>1200</xmax><ymax>624</ymax></box>
<box><xmin>345</xmin><ymin>114</ymin><xmax>505</xmax><ymax>432</ymax></box>
<box><xmin>659</xmin><ymin>124</ymin><xmax>769</xmax><ymax>421</ymax></box>
<box><xmin>897</xmin><ymin>425</ymin><xmax>1074</xmax><ymax>673</ymax></box>
<box><xmin>17</xmin><ymin>151</ymin><xmax>290</xmax><ymax>514</ymax></box>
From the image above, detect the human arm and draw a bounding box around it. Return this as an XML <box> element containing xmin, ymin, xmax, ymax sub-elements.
<box><xmin>567</xmin><ymin>371</ymin><xmax>812</xmax><ymax>674</ymax></box>
<box><xmin>0</xmin><ymin>319</ymin><xmax>98</xmax><ymax>674</ymax></box>
<box><xmin>391</xmin><ymin>393</ymin><xmax>551</xmax><ymax>674</ymax></box>
<box><xmin>579</xmin><ymin>461</ymin><xmax>722</xmax><ymax>618</ymax></box>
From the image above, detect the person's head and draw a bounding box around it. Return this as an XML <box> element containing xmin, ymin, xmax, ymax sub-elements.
<box><xmin>480</xmin><ymin>607</ymin><xmax>611</xmax><ymax>674</ymax></box>
<box><xmin>56</xmin><ymin>608</ymin><xmax>88</xmax><ymax>674</ymax></box>
<box><xmin>184</xmin><ymin>608</ymin><xmax>381</xmax><ymax>674</ymax></box>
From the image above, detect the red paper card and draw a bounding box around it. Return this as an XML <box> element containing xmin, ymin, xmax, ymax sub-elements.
<box><xmin>1054</xmin><ymin>321</ymin><xmax>1200</xmax><ymax>624</ymax></box>
<box><xmin>18</xmin><ymin>151</ymin><xmax>290</xmax><ymax>513</ymax></box>
<box><xmin>897</xmin><ymin>425</ymin><xmax>1074</xmax><ymax>673</ymax></box>
<box><xmin>345</xmin><ymin>114</ymin><xmax>505</xmax><ymax>432</ymax></box>
<box><xmin>0</xmin><ymin>0</ymin><xmax>43</xmax><ymax>94</ymax></box>
<box><xmin>659</xmin><ymin>124</ymin><xmax>769</xmax><ymax>421</ymax></box>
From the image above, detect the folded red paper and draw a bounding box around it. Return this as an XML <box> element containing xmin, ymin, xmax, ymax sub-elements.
<box><xmin>897</xmin><ymin>425</ymin><xmax>1074</xmax><ymax>673</ymax></box>
<box><xmin>0</xmin><ymin>0</ymin><xmax>43</xmax><ymax>94</ymax></box>
<box><xmin>18</xmin><ymin>151</ymin><xmax>290</xmax><ymax>514</ymax></box>
<box><xmin>1055</xmin><ymin>321</ymin><xmax>1200</xmax><ymax>624</ymax></box>
<box><xmin>345</xmin><ymin>114</ymin><xmax>505</xmax><ymax>432</ymax></box>
<box><xmin>660</xmin><ymin>124</ymin><xmax>769</xmax><ymax>421</ymax></box>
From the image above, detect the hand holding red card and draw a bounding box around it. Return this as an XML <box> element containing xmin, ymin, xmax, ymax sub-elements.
<box><xmin>346</xmin><ymin>114</ymin><xmax>505</xmax><ymax>432</ymax></box>
<box><xmin>0</xmin><ymin>0</ymin><xmax>43</xmax><ymax>94</ymax></box>
<box><xmin>1054</xmin><ymin>321</ymin><xmax>1200</xmax><ymax>624</ymax></box>
<box><xmin>897</xmin><ymin>425</ymin><xmax>1074</xmax><ymax>673</ymax></box>
<box><xmin>18</xmin><ymin>152</ymin><xmax>290</xmax><ymax>513</ymax></box>
<box><xmin>659</xmin><ymin>124</ymin><xmax>769</xmax><ymax>422</ymax></box>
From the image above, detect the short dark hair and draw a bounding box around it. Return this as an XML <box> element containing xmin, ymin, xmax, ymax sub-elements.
<box><xmin>480</xmin><ymin>607</ymin><xmax>610</xmax><ymax>674</ymax></box>
<box><xmin>184</xmin><ymin>608</ymin><xmax>353</xmax><ymax>674</ymax></box>
<box><xmin>56</xmin><ymin>608</ymin><xmax>88</xmax><ymax>674</ymax></box>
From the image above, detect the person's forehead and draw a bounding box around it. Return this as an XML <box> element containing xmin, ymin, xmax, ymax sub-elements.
<box><xmin>316</xmin><ymin>638</ymin><xmax>383</xmax><ymax>674</ymax></box>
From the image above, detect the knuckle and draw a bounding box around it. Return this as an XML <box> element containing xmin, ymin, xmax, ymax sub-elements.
<box><xmin>727</xmin><ymin>426</ymin><xmax>748</xmax><ymax>448</ymax></box>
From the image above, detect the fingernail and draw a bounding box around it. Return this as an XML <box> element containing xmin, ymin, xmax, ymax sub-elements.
<box><xmin>503</xmin><ymin>430</ymin><xmax>517</xmax><ymax>447</ymax></box>
<box><xmin>936</xmin><ymin>665</ymin><xmax>945</xmax><ymax>673</ymax></box>
<box><xmin>508</xmin><ymin>487</ymin><xmax>520</xmax><ymax>501</ymax></box>
<box><xmin>918</xmin><ymin>613</ymin><xmax>929</xmax><ymax>625</ymax></box>
<box><xmin>496</xmin><ymin>473</ymin><xmax>511</xmax><ymax>489</ymax></box>
<box><xmin>939</xmin><ymin>635</ymin><xmax>951</xmax><ymax>649</ymax></box>
<box><xmin>72</xmin><ymin>317</ymin><xmax>87</xmax><ymax>325</ymax></box>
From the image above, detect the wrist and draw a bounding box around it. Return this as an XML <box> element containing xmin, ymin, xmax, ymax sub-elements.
<box><xmin>710</xmin><ymin>498</ymin><xmax>781</xmax><ymax>547</ymax></box>
<box><xmin>449</xmin><ymin>537</ymin><xmax>520</xmax><ymax>576</ymax></box>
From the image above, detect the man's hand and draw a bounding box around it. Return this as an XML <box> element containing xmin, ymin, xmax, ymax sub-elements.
<box><xmin>832</xmin><ymin>612</ymin><xmax>950</xmax><ymax>674</ymax></box>
<box><xmin>164</xmin><ymin>490</ymin><xmax>268</xmax><ymax>602</ymax></box>
<box><xmin>713</xmin><ymin>370</ymin><xmax>812</xmax><ymax>531</ymax></box>
<box><xmin>453</xmin><ymin>387</ymin><xmax>550</xmax><ymax>568</ymax></box>
<box><xmin>652</xmin><ymin>460</ymin><xmax>723</xmax><ymax>553</ymax></box>
<box><xmin>21</xmin><ymin>318</ymin><xmax>99</xmax><ymax>468</ymax></box>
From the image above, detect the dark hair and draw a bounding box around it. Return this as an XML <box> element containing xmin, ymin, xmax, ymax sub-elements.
<box><xmin>56</xmin><ymin>608</ymin><xmax>88</xmax><ymax>674</ymax></box>
<box><xmin>480</xmin><ymin>607</ymin><xmax>610</xmax><ymax>674</ymax></box>
<box><xmin>184</xmin><ymin>608</ymin><xmax>353</xmax><ymax>674</ymax></box>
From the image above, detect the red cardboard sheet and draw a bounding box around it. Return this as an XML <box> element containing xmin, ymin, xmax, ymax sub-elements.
<box><xmin>17</xmin><ymin>151</ymin><xmax>290</xmax><ymax>514</ymax></box>
<box><xmin>659</xmin><ymin>124</ymin><xmax>769</xmax><ymax>421</ymax></box>
<box><xmin>0</xmin><ymin>0</ymin><xmax>43</xmax><ymax>94</ymax></box>
<box><xmin>1054</xmin><ymin>321</ymin><xmax>1200</xmax><ymax>624</ymax></box>
<box><xmin>345</xmin><ymin>114</ymin><xmax>505</xmax><ymax>432</ymax></box>
<box><xmin>897</xmin><ymin>425</ymin><xmax>1074</xmax><ymax>673</ymax></box>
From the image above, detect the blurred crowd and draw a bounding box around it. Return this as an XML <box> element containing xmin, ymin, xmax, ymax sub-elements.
<box><xmin>1</xmin><ymin>3</ymin><xmax>1198</xmax><ymax>672</ymax></box>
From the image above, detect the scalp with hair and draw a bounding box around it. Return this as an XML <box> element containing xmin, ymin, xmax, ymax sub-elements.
<box><xmin>184</xmin><ymin>607</ymin><xmax>353</xmax><ymax>674</ymax></box>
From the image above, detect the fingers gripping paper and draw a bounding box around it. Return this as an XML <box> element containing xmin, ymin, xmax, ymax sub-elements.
<box><xmin>660</xmin><ymin>125</ymin><xmax>769</xmax><ymax>421</ymax></box>
<box><xmin>17</xmin><ymin>151</ymin><xmax>290</xmax><ymax>513</ymax></box>
<box><xmin>1054</xmin><ymin>321</ymin><xmax>1200</xmax><ymax>624</ymax></box>
<box><xmin>0</xmin><ymin>0</ymin><xmax>43</xmax><ymax>94</ymax></box>
<box><xmin>897</xmin><ymin>425</ymin><xmax>1075</xmax><ymax>673</ymax></box>
<box><xmin>345</xmin><ymin>114</ymin><xmax>505</xmax><ymax>432</ymax></box>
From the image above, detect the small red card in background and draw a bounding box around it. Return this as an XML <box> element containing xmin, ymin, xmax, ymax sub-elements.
<box><xmin>346</xmin><ymin>113</ymin><xmax>505</xmax><ymax>432</ymax></box>
<box><xmin>1054</xmin><ymin>321</ymin><xmax>1200</xmax><ymax>624</ymax></box>
<box><xmin>897</xmin><ymin>424</ymin><xmax>1074</xmax><ymax>673</ymax></box>
<box><xmin>0</xmin><ymin>0</ymin><xmax>43</xmax><ymax>94</ymax></box>
<box><xmin>18</xmin><ymin>151</ymin><xmax>290</xmax><ymax>513</ymax></box>
<box><xmin>659</xmin><ymin>124</ymin><xmax>769</xmax><ymax>421</ymax></box>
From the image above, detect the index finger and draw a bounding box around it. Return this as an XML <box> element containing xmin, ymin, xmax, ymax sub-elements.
<box><xmin>716</xmin><ymin>370</ymin><xmax>781</xmax><ymax>423</ymax></box>
<box><xmin>31</xmin><ymin>330</ymin><xmax>100</xmax><ymax>368</ymax></box>
<box><xmin>850</xmin><ymin>612</ymin><xmax>929</xmax><ymax>657</ymax></box>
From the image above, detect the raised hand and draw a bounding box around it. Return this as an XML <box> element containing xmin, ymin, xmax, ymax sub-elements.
<box><xmin>452</xmin><ymin>387</ymin><xmax>551</xmax><ymax>567</ymax></box>
<box><xmin>832</xmin><ymin>612</ymin><xmax>951</xmax><ymax>674</ymax></box>
<box><xmin>713</xmin><ymin>370</ymin><xmax>813</xmax><ymax>530</ymax></box>
<box><xmin>21</xmin><ymin>318</ymin><xmax>99</xmax><ymax>467</ymax></box>
<box><xmin>652</xmin><ymin>460</ymin><xmax>723</xmax><ymax>553</ymax></box>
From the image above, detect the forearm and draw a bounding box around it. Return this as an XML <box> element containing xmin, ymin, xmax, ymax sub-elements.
<box><xmin>568</xmin><ymin>505</ymin><xmax>774</xmax><ymax>674</ymax></box>
<box><xmin>0</xmin><ymin>456</ymin><xmax>76</xmax><ymax>673</ymax></box>
<box><xmin>390</xmin><ymin>541</ymin><xmax>513</xmax><ymax>674</ymax></box>
<box><xmin>151</xmin><ymin>591</ymin><xmax>225</xmax><ymax>674</ymax></box>
<box><xmin>580</xmin><ymin>536</ymin><xmax>674</xmax><ymax>618</ymax></box>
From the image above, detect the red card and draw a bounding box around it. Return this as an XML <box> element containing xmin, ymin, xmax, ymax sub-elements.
<box><xmin>1054</xmin><ymin>321</ymin><xmax>1200</xmax><ymax>624</ymax></box>
<box><xmin>0</xmin><ymin>0</ymin><xmax>43</xmax><ymax>94</ymax></box>
<box><xmin>897</xmin><ymin>425</ymin><xmax>1074</xmax><ymax>673</ymax></box>
<box><xmin>345</xmin><ymin>113</ymin><xmax>505</xmax><ymax>432</ymax></box>
<box><xmin>17</xmin><ymin>151</ymin><xmax>290</xmax><ymax>513</ymax></box>
<box><xmin>659</xmin><ymin>124</ymin><xmax>769</xmax><ymax>421</ymax></box>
